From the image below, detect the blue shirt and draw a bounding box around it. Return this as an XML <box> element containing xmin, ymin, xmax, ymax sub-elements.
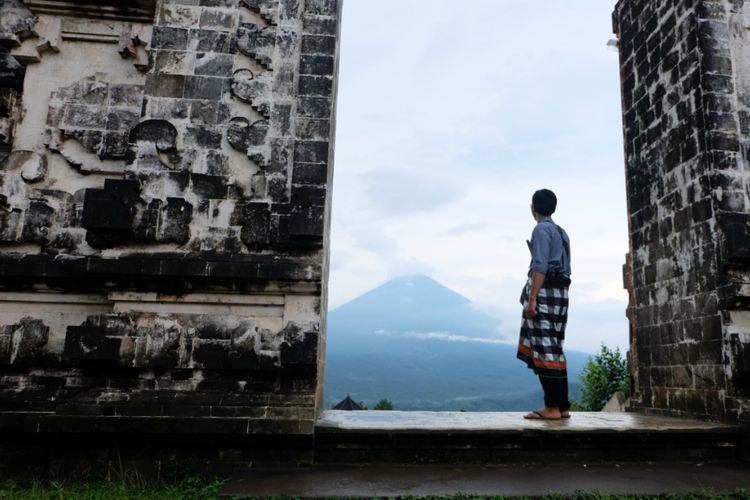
<box><xmin>528</xmin><ymin>217</ymin><xmax>571</xmax><ymax>276</ymax></box>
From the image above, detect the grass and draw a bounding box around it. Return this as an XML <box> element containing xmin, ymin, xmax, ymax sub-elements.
<box><xmin>0</xmin><ymin>477</ymin><xmax>225</xmax><ymax>500</ymax></box>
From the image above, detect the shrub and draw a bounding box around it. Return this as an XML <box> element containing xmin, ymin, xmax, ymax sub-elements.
<box><xmin>373</xmin><ymin>398</ymin><xmax>394</xmax><ymax>410</ymax></box>
<box><xmin>572</xmin><ymin>344</ymin><xmax>630</xmax><ymax>411</ymax></box>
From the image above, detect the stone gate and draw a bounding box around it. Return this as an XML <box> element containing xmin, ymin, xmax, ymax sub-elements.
<box><xmin>614</xmin><ymin>0</ymin><xmax>750</xmax><ymax>422</ymax></box>
<box><xmin>0</xmin><ymin>0</ymin><xmax>748</xmax><ymax>474</ymax></box>
<box><xmin>0</xmin><ymin>0</ymin><xmax>340</xmax><ymax>471</ymax></box>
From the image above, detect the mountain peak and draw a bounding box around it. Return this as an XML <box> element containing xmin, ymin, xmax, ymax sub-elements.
<box><xmin>334</xmin><ymin>274</ymin><xmax>471</xmax><ymax>313</ymax></box>
<box><xmin>328</xmin><ymin>273</ymin><xmax>505</xmax><ymax>353</ymax></box>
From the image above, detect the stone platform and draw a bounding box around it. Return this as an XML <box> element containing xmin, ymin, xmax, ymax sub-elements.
<box><xmin>221</xmin><ymin>463</ymin><xmax>750</xmax><ymax>498</ymax></box>
<box><xmin>314</xmin><ymin>411</ymin><xmax>747</xmax><ymax>464</ymax></box>
<box><xmin>217</xmin><ymin>410</ymin><xmax>746</xmax><ymax>496</ymax></box>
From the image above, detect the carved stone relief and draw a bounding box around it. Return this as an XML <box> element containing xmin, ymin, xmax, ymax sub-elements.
<box><xmin>46</xmin><ymin>74</ymin><xmax>145</xmax><ymax>171</ymax></box>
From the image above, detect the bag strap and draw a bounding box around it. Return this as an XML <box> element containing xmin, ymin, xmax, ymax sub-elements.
<box><xmin>554</xmin><ymin>224</ymin><xmax>570</xmax><ymax>263</ymax></box>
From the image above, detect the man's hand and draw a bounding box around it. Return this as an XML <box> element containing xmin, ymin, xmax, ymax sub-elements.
<box><xmin>524</xmin><ymin>271</ymin><xmax>545</xmax><ymax>320</ymax></box>
<box><xmin>525</xmin><ymin>296</ymin><xmax>538</xmax><ymax>319</ymax></box>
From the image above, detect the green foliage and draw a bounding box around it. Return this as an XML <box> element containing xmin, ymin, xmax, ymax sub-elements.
<box><xmin>373</xmin><ymin>398</ymin><xmax>394</xmax><ymax>410</ymax></box>
<box><xmin>0</xmin><ymin>477</ymin><xmax>225</xmax><ymax>500</ymax></box>
<box><xmin>572</xmin><ymin>344</ymin><xmax>631</xmax><ymax>412</ymax></box>
<box><xmin>355</xmin><ymin>399</ymin><xmax>394</xmax><ymax>410</ymax></box>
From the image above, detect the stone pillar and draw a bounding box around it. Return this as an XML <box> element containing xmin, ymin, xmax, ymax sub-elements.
<box><xmin>614</xmin><ymin>0</ymin><xmax>750</xmax><ymax>422</ymax></box>
<box><xmin>0</xmin><ymin>0</ymin><xmax>341</xmax><ymax>470</ymax></box>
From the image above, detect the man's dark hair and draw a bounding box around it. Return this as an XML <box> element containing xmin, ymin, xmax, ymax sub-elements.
<box><xmin>532</xmin><ymin>189</ymin><xmax>557</xmax><ymax>216</ymax></box>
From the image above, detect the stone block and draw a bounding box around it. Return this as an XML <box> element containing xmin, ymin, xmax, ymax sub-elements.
<box><xmin>241</xmin><ymin>202</ymin><xmax>271</xmax><ymax>246</ymax></box>
<box><xmin>300</xmin><ymin>54</ymin><xmax>334</xmax><ymax>76</ymax></box>
<box><xmin>199</xmin><ymin>8</ymin><xmax>235</xmax><ymax>30</ymax></box>
<box><xmin>237</xmin><ymin>24</ymin><xmax>276</xmax><ymax>67</ymax></box>
<box><xmin>105</xmin><ymin>109</ymin><xmax>140</xmax><ymax>131</ymax></box>
<box><xmin>132</xmin><ymin>327</ymin><xmax>181</xmax><ymax>369</ymax></box>
<box><xmin>295</xmin><ymin>118</ymin><xmax>329</xmax><ymax>140</ymax></box>
<box><xmin>721</xmin><ymin>220</ymin><xmax>750</xmax><ymax>264</ymax></box>
<box><xmin>703</xmin><ymin>73</ymin><xmax>734</xmax><ymax>93</ymax></box>
<box><xmin>200</xmin><ymin>0</ymin><xmax>236</xmax><ymax>6</ymax></box>
<box><xmin>193</xmin><ymin>29</ymin><xmax>232</xmax><ymax>52</ymax></box>
<box><xmin>21</xmin><ymin>200</ymin><xmax>54</xmax><ymax>244</ymax></box>
<box><xmin>298</xmin><ymin>75</ymin><xmax>332</xmax><ymax>97</ymax></box>
<box><xmin>271</xmin><ymin>103</ymin><xmax>293</xmax><ymax>135</ymax></box>
<box><xmin>154</xmin><ymin>50</ymin><xmax>194</xmax><ymax>75</ymax></box>
<box><xmin>192</xmin><ymin>339</ymin><xmax>260</xmax><ymax>370</ymax></box>
<box><xmin>297</xmin><ymin>96</ymin><xmax>331</xmax><ymax>118</ymax></box>
<box><xmin>0</xmin><ymin>208</ymin><xmax>23</xmax><ymax>242</ymax></box>
<box><xmin>280</xmin><ymin>326</ymin><xmax>317</xmax><ymax>367</ymax></box>
<box><xmin>186</xmin><ymin>124</ymin><xmax>224</xmax><ymax>149</ymax></box>
<box><xmin>301</xmin><ymin>35</ymin><xmax>335</xmax><ymax>55</ymax></box>
<box><xmin>158</xmin><ymin>198</ymin><xmax>193</xmax><ymax>244</ymax></box>
<box><xmin>194</xmin><ymin>53</ymin><xmax>234</xmax><ymax>77</ymax></box>
<box><xmin>291</xmin><ymin>185</ymin><xmax>326</xmax><ymax>206</ymax></box>
<box><xmin>185</xmin><ymin>75</ymin><xmax>226</xmax><ymax>100</ymax></box>
<box><xmin>305</xmin><ymin>0</ymin><xmax>337</xmax><ymax>16</ymax></box>
<box><xmin>205</xmin><ymin>150</ymin><xmax>230</xmax><ymax>176</ymax></box>
<box><xmin>303</xmin><ymin>15</ymin><xmax>337</xmax><ymax>36</ymax></box>
<box><xmin>293</xmin><ymin>140</ymin><xmax>328</xmax><ymax>163</ymax></box>
<box><xmin>227</xmin><ymin>117</ymin><xmax>268</xmax><ymax>151</ymax></box>
<box><xmin>64</xmin><ymin>129</ymin><xmax>104</xmax><ymax>154</ymax></box>
<box><xmin>268</xmin><ymin>178</ymin><xmax>290</xmax><ymax>202</ymax></box>
<box><xmin>0</xmin><ymin>318</ymin><xmax>49</xmax><ymax>366</ymax></box>
<box><xmin>147</xmin><ymin>97</ymin><xmax>190</xmax><ymax>119</ymax></box>
<box><xmin>288</xmin><ymin>205</ymin><xmax>324</xmax><ymax>243</ymax></box>
<box><xmin>145</xmin><ymin>73</ymin><xmax>186</xmax><ymax>98</ymax></box>
<box><xmin>81</xmin><ymin>180</ymin><xmax>139</xmax><ymax>233</ymax></box>
<box><xmin>151</xmin><ymin>26</ymin><xmax>189</xmax><ymax>50</ymax></box>
<box><xmin>64</xmin><ymin>326</ymin><xmax>122</xmax><ymax>363</ymax></box>
<box><xmin>99</xmin><ymin>132</ymin><xmax>129</xmax><ymax>159</ymax></box>
<box><xmin>160</xmin><ymin>4</ymin><xmax>202</xmax><ymax>27</ymax></box>
<box><xmin>730</xmin><ymin>334</ymin><xmax>750</xmax><ymax>374</ymax></box>
<box><xmin>191</xmin><ymin>173</ymin><xmax>228</xmax><ymax>199</ymax></box>
<box><xmin>63</xmin><ymin>105</ymin><xmax>106</xmax><ymax>128</ymax></box>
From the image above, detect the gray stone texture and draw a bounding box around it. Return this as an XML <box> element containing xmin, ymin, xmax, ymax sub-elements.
<box><xmin>614</xmin><ymin>0</ymin><xmax>750</xmax><ymax>422</ymax></box>
<box><xmin>0</xmin><ymin>0</ymin><xmax>342</xmax><ymax>460</ymax></box>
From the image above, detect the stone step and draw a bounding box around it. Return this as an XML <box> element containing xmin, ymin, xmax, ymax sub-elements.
<box><xmin>220</xmin><ymin>463</ymin><xmax>750</xmax><ymax>498</ymax></box>
<box><xmin>314</xmin><ymin>411</ymin><xmax>748</xmax><ymax>464</ymax></box>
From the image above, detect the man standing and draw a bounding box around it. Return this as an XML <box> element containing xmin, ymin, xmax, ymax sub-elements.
<box><xmin>517</xmin><ymin>189</ymin><xmax>572</xmax><ymax>420</ymax></box>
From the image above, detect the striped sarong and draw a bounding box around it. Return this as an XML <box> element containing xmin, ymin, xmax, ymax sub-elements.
<box><xmin>516</xmin><ymin>278</ymin><xmax>569</xmax><ymax>378</ymax></box>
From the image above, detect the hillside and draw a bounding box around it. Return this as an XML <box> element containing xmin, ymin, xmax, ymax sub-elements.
<box><xmin>324</xmin><ymin>275</ymin><xmax>588</xmax><ymax>410</ymax></box>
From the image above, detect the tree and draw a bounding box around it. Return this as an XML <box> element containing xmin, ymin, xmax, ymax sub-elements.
<box><xmin>373</xmin><ymin>398</ymin><xmax>394</xmax><ymax>410</ymax></box>
<box><xmin>572</xmin><ymin>344</ymin><xmax>630</xmax><ymax>411</ymax></box>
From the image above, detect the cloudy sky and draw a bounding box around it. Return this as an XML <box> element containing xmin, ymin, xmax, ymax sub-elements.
<box><xmin>327</xmin><ymin>0</ymin><xmax>630</xmax><ymax>354</ymax></box>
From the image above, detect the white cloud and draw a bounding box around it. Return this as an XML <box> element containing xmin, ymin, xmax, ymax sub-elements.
<box><xmin>374</xmin><ymin>329</ymin><xmax>512</xmax><ymax>346</ymax></box>
<box><xmin>328</xmin><ymin>0</ymin><xmax>630</xmax><ymax>354</ymax></box>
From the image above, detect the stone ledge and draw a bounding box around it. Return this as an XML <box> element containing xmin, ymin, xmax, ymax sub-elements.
<box><xmin>314</xmin><ymin>411</ymin><xmax>746</xmax><ymax>464</ymax></box>
<box><xmin>0</xmin><ymin>253</ymin><xmax>322</xmax><ymax>292</ymax></box>
<box><xmin>221</xmin><ymin>463</ymin><xmax>750</xmax><ymax>497</ymax></box>
<box><xmin>0</xmin><ymin>428</ymin><xmax>315</xmax><ymax>474</ymax></box>
<box><xmin>315</xmin><ymin>410</ymin><xmax>740</xmax><ymax>434</ymax></box>
<box><xmin>0</xmin><ymin>412</ymin><xmax>315</xmax><ymax>435</ymax></box>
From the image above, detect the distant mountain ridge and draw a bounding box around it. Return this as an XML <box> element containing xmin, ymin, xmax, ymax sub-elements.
<box><xmin>329</xmin><ymin>275</ymin><xmax>503</xmax><ymax>349</ymax></box>
<box><xmin>324</xmin><ymin>274</ymin><xmax>588</xmax><ymax>411</ymax></box>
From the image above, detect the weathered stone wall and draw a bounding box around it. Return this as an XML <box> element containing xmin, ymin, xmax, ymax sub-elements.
<box><xmin>0</xmin><ymin>0</ymin><xmax>341</xmax><ymax>468</ymax></box>
<box><xmin>614</xmin><ymin>0</ymin><xmax>750</xmax><ymax>422</ymax></box>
